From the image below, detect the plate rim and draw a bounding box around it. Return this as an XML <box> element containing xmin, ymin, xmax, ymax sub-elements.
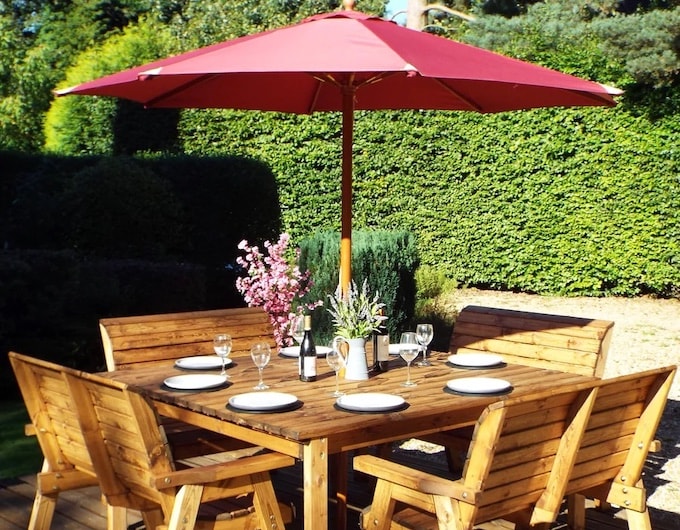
<box><xmin>228</xmin><ymin>391</ymin><xmax>299</xmax><ymax>411</ymax></box>
<box><xmin>447</xmin><ymin>353</ymin><xmax>504</xmax><ymax>367</ymax></box>
<box><xmin>163</xmin><ymin>373</ymin><xmax>227</xmax><ymax>390</ymax></box>
<box><xmin>175</xmin><ymin>355</ymin><xmax>232</xmax><ymax>369</ymax></box>
<box><xmin>446</xmin><ymin>376</ymin><xmax>511</xmax><ymax>394</ymax></box>
<box><xmin>336</xmin><ymin>392</ymin><xmax>405</xmax><ymax>412</ymax></box>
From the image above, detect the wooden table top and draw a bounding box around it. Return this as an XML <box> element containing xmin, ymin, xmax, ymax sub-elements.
<box><xmin>105</xmin><ymin>351</ymin><xmax>595</xmax><ymax>454</ymax></box>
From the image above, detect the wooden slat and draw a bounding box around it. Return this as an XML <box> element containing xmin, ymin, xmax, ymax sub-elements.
<box><xmin>450</xmin><ymin>305</ymin><xmax>614</xmax><ymax>378</ymax></box>
<box><xmin>99</xmin><ymin>306</ymin><xmax>274</xmax><ymax>371</ymax></box>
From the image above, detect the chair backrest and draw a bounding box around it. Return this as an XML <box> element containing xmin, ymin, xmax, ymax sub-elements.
<box><xmin>99</xmin><ymin>306</ymin><xmax>274</xmax><ymax>370</ymax></box>
<box><xmin>9</xmin><ymin>351</ymin><xmax>96</xmax><ymax>479</ymax></box>
<box><xmin>62</xmin><ymin>368</ymin><xmax>176</xmax><ymax>513</ymax></box>
<box><xmin>450</xmin><ymin>305</ymin><xmax>614</xmax><ymax>376</ymax></box>
<box><xmin>565</xmin><ymin>366</ymin><xmax>676</xmax><ymax>510</ymax></box>
<box><xmin>465</xmin><ymin>382</ymin><xmax>598</xmax><ymax>526</ymax></box>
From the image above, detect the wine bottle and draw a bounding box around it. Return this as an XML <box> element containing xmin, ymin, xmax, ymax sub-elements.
<box><xmin>374</xmin><ymin>309</ymin><xmax>390</xmax><ymax>372</ymax></box>
<box><xmin>299</xmin><ymin>315</ymin><xmax>317</xmax><ymax>382</ymax></box>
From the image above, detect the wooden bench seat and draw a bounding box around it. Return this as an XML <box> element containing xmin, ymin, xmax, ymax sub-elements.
<box><xmin>99</xmin><ymin>306</ymin><xmax>274</xmax><ymax>371</ymax></box>
<box><xmin>449</xmin><ymin>305</ymin><xmax>615</xmax><ymax>377</ymax></box>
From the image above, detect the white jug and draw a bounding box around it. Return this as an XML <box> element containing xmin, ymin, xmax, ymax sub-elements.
<box><xmin>333</xmin><ymin>336</ymin><xmax>369</xmax><ymax>380</ymax></box>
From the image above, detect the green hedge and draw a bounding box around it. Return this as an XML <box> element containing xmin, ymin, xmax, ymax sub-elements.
<box><xmin>299</xmin><ymin>230</ymin><xmax>418</xmax><ymax>342</ymax></box>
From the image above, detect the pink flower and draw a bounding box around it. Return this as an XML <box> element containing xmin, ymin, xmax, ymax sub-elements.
<box><xmin>235</xmin><ymin>233</ymin><xmax>322</xmax><ymax>348</ymax></box>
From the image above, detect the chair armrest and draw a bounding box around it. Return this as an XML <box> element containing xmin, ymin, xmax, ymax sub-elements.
<box><xmin>353</xmin><ymin>454</ymin><xmax>479</xmax><ymax>503</ymax></box>
<box><xmin>155</xmin><ymin>452</ymin><xmax>295</xmax><ymax>489</ymax></box>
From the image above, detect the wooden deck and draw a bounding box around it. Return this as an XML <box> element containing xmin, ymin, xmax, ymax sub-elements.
<box><xmin>2</xmin><ymin>443</ymin><xmax>678</xmax><ymax>530</ymax></box>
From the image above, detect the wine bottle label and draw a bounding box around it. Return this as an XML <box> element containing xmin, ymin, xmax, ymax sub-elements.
<box><xmin>377</xmin><ymin>335</ymin><xmax>390</xmax><ymax>362</ymax></box>
<box><xmin>302</xmin><ymin>355</ymin><xmax>316</xmax><ymax>377</ymax></box>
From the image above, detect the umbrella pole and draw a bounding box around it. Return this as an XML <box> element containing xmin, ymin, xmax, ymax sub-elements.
<box><xmin>340</xmin><ymin>86</ymin><xmax>354</xmax><ymax>297</ymax></box>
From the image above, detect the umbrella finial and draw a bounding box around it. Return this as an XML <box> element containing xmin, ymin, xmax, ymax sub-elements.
<box><xmin>342</xmin><ymin>0</ymin><xmax>356</xmax><ymax>11</ymax></box>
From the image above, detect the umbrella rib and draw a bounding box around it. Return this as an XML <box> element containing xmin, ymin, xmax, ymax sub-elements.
<box><xmin>144</xmin><ymin>73</ymin><xmax>221</xmax><ymax>107</ymax></box>
<box><xmin>434</xmin><ymin>79</ymin><xmax>483</xmax><ymax>112</ymax></box>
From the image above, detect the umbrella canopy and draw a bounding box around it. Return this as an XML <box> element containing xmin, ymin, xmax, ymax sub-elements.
<box><xmin>57</xmin><ymin>9</ymin><xmax>621</xmax><ymax>293</ymax></box>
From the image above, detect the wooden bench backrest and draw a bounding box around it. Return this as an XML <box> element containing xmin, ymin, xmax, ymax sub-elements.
<box><xmin>9</xmin><ymin>351</ymin><xmax>96</xmax><ymax>479</ymax></box>
<box><xmin>354</xmin><ymin>380</ymin><xmax>599</xmax><ymax>529</ymax></box>
<box><xmin>470</xmin><ymin>383</ymin><xmax>598</xmax><ymax>525</ymax></box>
<box><xmin>99</xmin><ymin>306</ymin><xmax>274</xmax><ymax>371</ymax></box>
<box><xmin>450</xmin><ymin>305</ymin><xmax>614</xmax><ymax>377</ymax></box>
<box><xmin>566</xmin><ymin>365</ymin><xmax>676</xmax><ymax>512</ymax></box>
<box><xmin>63</xmin><ymin>368</ymin><xmax>293</xmax><ymax>529</ymax></box>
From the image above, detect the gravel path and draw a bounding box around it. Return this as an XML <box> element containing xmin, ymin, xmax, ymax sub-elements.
<box><xmin>440</xmin><ymin>289</ymin><xmax>680</xmax><ymax>525</ymax></box>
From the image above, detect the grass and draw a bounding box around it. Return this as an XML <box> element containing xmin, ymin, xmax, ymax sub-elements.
<box><xmin>0</xmin><ymin>400</ymin><xmax>43</xmax><ymax>480</ymax></box>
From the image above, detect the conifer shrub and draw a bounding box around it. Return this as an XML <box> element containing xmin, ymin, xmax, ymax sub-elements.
<box><xmin>299</xmin><ymin>230</ymin><xmax>418</xmax><ymax>342</ymax></box>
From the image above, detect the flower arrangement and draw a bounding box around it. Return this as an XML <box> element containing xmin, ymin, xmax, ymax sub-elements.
<box><xmin>235</xmin><ymin>233</ymin><xmax>321</xmax><ymax>348</ymax></box>
<box><xmin>326</xmin><ymin>279</ymin><xmax>386</xmax><ymax>339</ymax></box>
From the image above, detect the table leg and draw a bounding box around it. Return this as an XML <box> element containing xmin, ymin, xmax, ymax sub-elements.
<box><xmin>303</xmin><ymin>437</ymin><xmax>328</xmax><ymax>530</ymax></box>
<box><xmin>331</xmin><ymin>452</ymin><xmax>348</xmax><ymax>530</ymax></box>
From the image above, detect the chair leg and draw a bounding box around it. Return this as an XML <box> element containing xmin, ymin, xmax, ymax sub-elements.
<box><xmin>625</xmin><ymin>507</ymin><xmax>652</xmax><ymax>530</ymax></box>
<box><xmin>28</xmin><ymin>460</ymin><xmax>57</xmax><ymax>530</ymax></box>
<box><xmin>167</xmin><ymin>484</ymin><xmax>203</xmax><ymax>530</ymax></box>
<box><xmin>363</xmin><ymin>479</ymin><xmax>397</xmax><ymax>530</ymax></box>
<box><xmin>567</xmin><ymin>493</ymin><xmax>586</xmax><ymax>530</ymax></box>
<box><xmin>107</xmin><ymin>505</ymin><xmax>128</xmax><ymax>530</ymax></box>
<box><xmin>251</xmin><ymin>471</ymin><xmax>286</xmax><ymax>530</ymax></box>
<box><xmin>27</xmin><ymin>491</ymin><xmax>57</xmax><ymax>530</ymax></box>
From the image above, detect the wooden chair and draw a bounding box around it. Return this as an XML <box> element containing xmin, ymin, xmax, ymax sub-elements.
<box><xmin>354</xmin><ymin>381</ymin><xmax>599</xmax><ymax>530</ymax></box>
<box><xmin>63</xmin><ymin>365</ymin><xmax>296</xmax><ymax>530</ymax></box>
<box><xmin>99</xmin><ymin>306</ymin><xmax>274</xmax><ymax>458</ymax></box>
<box><xmin>8</xmin><ymin>351</ymin><xmax>126</xmax><ymax>530</ymax></box>
<box><xmin>565</xmin><ymin>365</ymin><xmax>676</xmax><ymax>530</ymax></box>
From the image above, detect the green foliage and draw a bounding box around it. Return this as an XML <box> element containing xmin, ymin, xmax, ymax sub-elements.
<box><xmin>413</xmin><ymin>266</ymin><xmax>458</xmax><ymax>352</ymax></box>
<box><xmin>60</xmin><ymin>157</ymin><xmax>186</xmax><ymax>258</ymax></box>
<box><xmin>299</xmin><ymin>230</ymin><xmax>418</xmax><ymax>341</ymax></box>
<box><xmin>592</xmin><ymin>7</ymin><xmax>680</xmax><ymax>86</ymax></box>
<box><xmin>0</xmin><ymin>401</ymin><xmax>43</xmax><ymax>479</ymax></box>
<box><xmin>45</xmin><ymin>17</ymin><xmax>176</xmax><ymax>154</ymax></box>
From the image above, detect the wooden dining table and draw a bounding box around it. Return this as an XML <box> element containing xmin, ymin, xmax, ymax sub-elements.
<box><xmin>103</xmin><ymin>351</ymin><xmax>596</xmax><ymax>530</ymax></box>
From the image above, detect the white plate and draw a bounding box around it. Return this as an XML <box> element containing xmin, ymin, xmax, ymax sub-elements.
<box><xmin>175</xmin><ymin>356</ymin><xmax>232</xmax><ymax>370</ymax></box>
<box><xmin>279</xmin><ymin>345</ymin><xmax>332</xmax><ymax>358</ymax></box>
<box><xmin>336</xmin><ymin>393</ymin><xmax>406</xmax><ymax>412</ymax></box>
<box><xmin>446</xmin><ymin>377</ymin><xmax>512</xmax><ymax>395</ymax></box>
<box><xmin>163</xmin><ymin>373</ymin><xmax>227</xmax><ymax>390</ymax></box>
<box><xmin>447</xmin><ymin>353</ymin><xmax>504</xmax><ymax>368</ymax></box>
<box><xmin>228</xmin><ymin>392</ymin><xmax>298</xmax><ymax>411</ymax></box>
<box><xmin>389</xmin><ymin>343</ymin><xmax>407</xmax><ymax>355</ymax></box>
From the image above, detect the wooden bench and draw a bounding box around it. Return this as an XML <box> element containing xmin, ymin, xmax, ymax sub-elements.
<box><xmin>99</xmin><ymin>306</ymin><xmax>274</xmax><ymax>371</ymax></box>
<box><xmin>566</xmin><ymin>365</ymin><xmax>676</xmax><ymax>530</ymax></box>
<box><xmin>354</xmin><ymin>379</ymin><xmax>600</xmax><ymax>530</ymax></box>
<box><xmin>450</xmin><ymin>305</ymin><xmax>615</xmax><ymax>377</ymax></box>
<box><xmin>9</xmin><ymin>351</ymin><xmax>126</xmax><ymax>530</ymax></box>
<box><xmin>414</xmin><ymin>305</ymin><xmax>615</xmax><ymax>473</ymax></box>
<box><xmin>63</xmin><ymin>361</ymin><xmax>295</xmax><ymax>530</ymax></box>
<box><xmin>99</xmin><ymin>306</ymin><xmax>276</xmax><ymax>458</ymax></box>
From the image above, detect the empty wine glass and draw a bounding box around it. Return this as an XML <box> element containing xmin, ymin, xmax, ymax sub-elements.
<box><xmin>415</xmin><ymin>323</ymin><xmax>434</xmax><ymax>366</ymax></box>
<box><xmin>399</xmin><ymin>332</ymin><xmax>420</xmax><ymax>387</ymax></box>
<box><xmin>326</xmin><ymin>346</ymin><xmax>346</xmax><ymax>397</ymax></box>
<box><xmin>213</xmin><ymin>333</ymin><xmax>232</xmax><ymax>376</ymax></box>
<box><xmin>290</xmin><ymin>314</ymin><xmax>305</xmax><ymax>345</ymax></box>
<box><xmin>250</xmin><ymin>341</ymin><xmax>271</xmax><ymax>390</ymax></box>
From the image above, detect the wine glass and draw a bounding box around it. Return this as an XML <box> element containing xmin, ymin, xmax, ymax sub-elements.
<box><xmin>415</xmin><ymin>323</ymin><xmax>434</xmax><ymax>366</ymax></box>
<box><xmin>290</xmin><ymin>314</ymin><xmax>305</xmax><ymax>345</ymax></box>
<box><xmin>326</xmin><ymin>346</ymin><xmax>346</xmax><ymax>397</ymax></box>
<box><xmin>213</xmin><ymin>333</ymin><xmax>232</xmax><ymax>376</ymax></box>
<box><xmin>250</xmin><ymin>341</ymin><xmax>271</xmax><ymax>390</ymax></box>
<box><xmin>399</xmin><ymin>332</ymin><xmax>420</xmax><ymax>387</ymax></box>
